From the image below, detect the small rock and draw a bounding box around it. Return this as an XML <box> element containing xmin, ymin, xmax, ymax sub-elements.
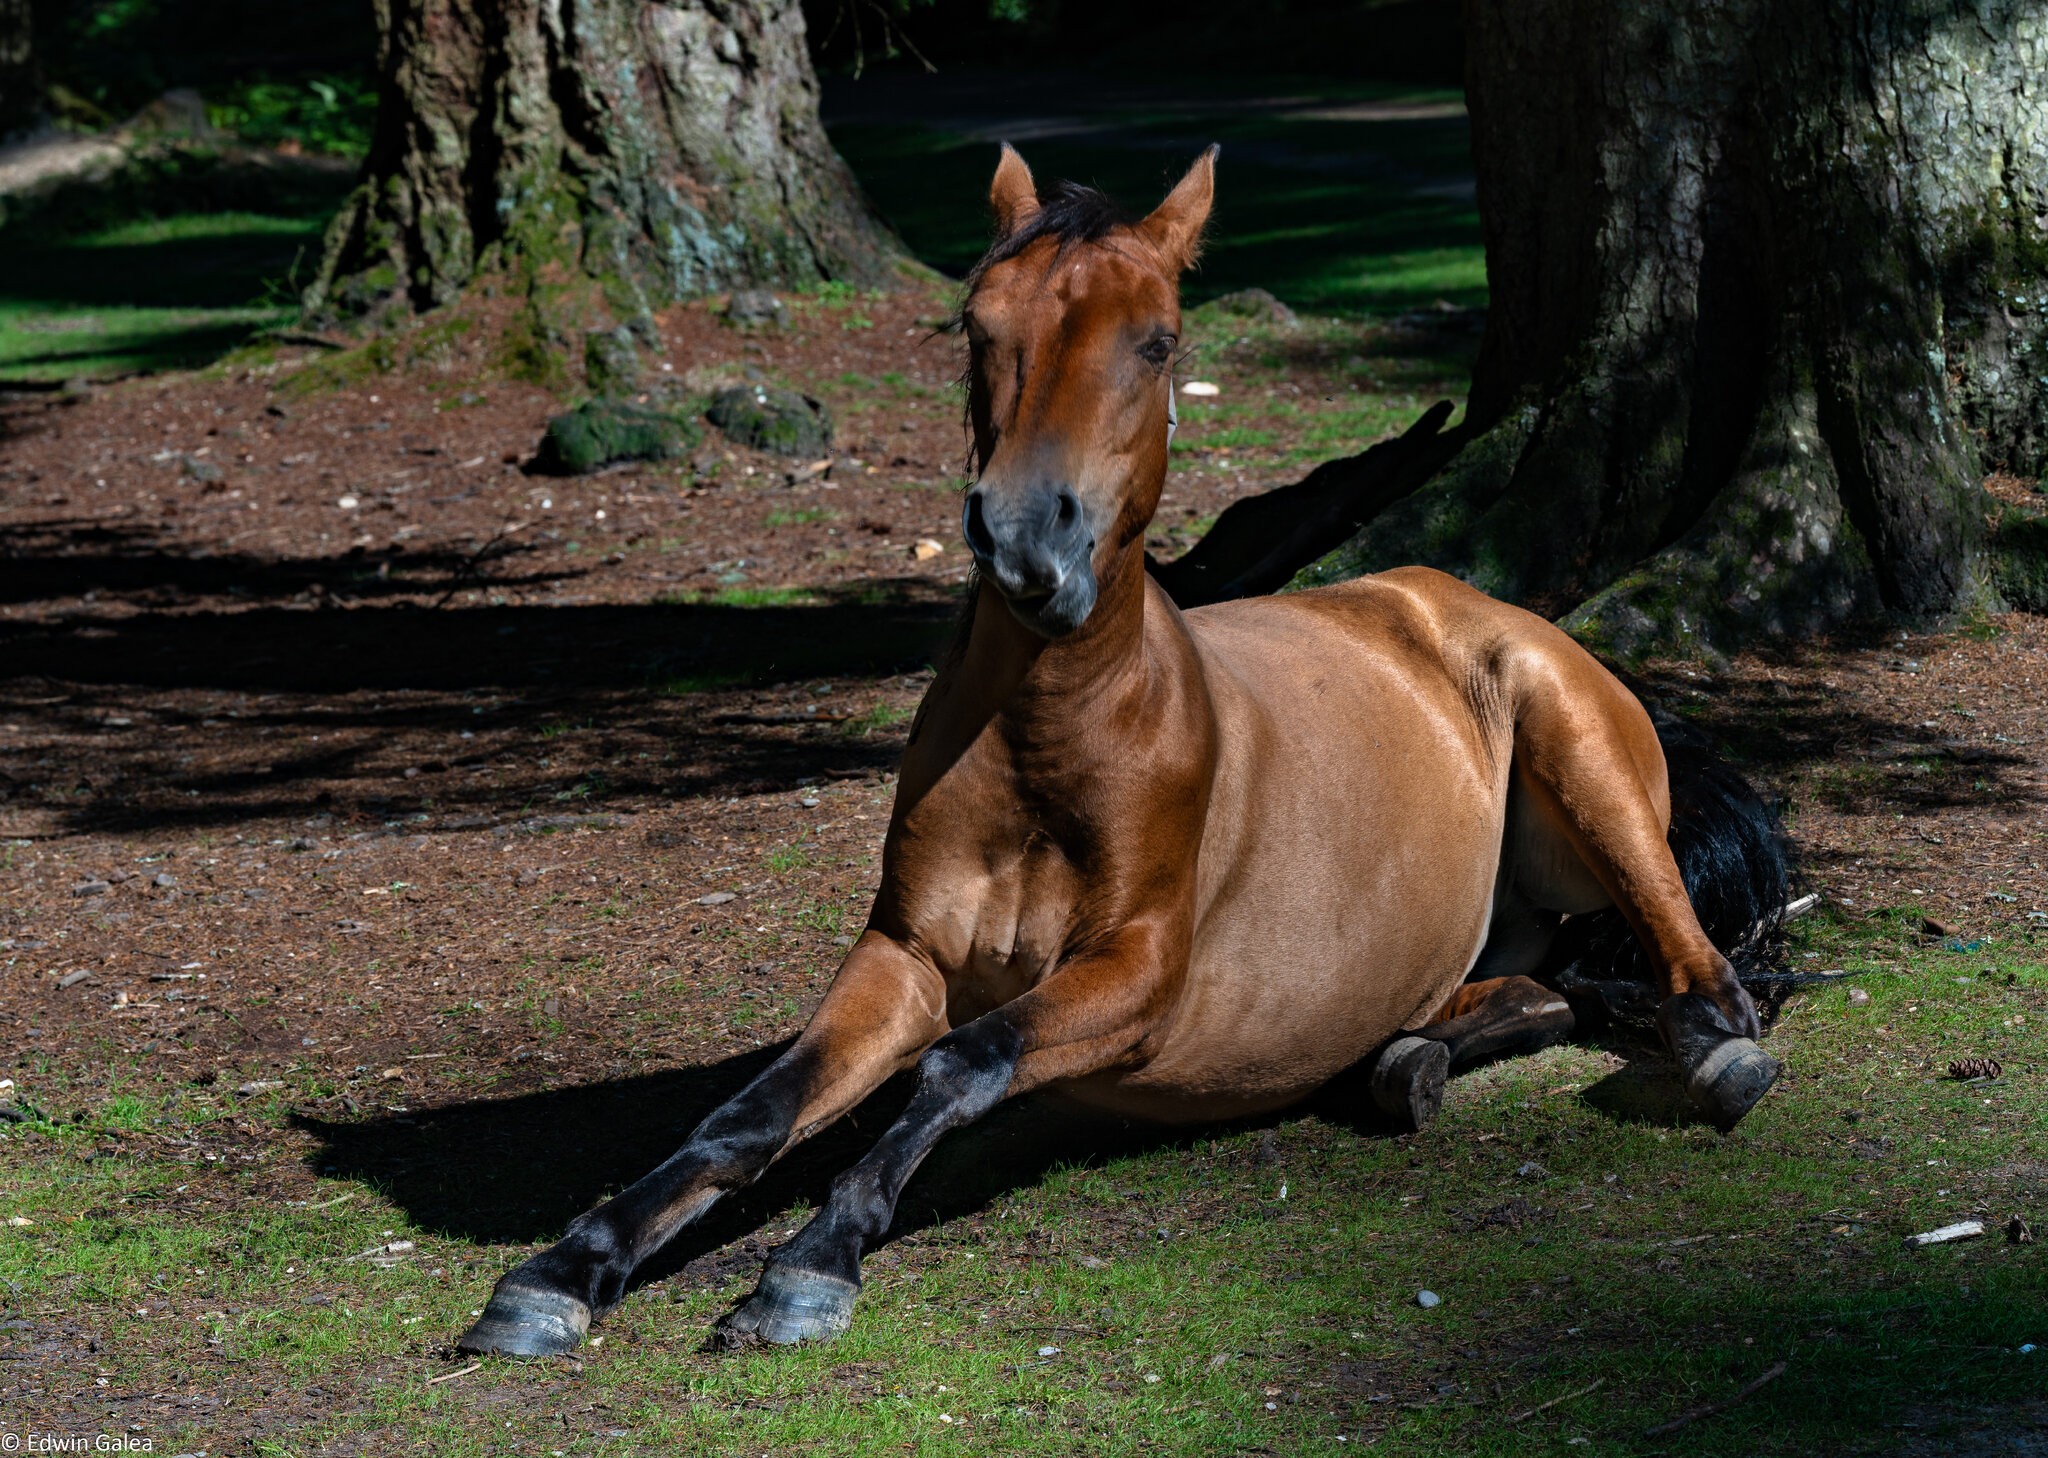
<box><xmin>1207</xmin><ymin>286</ymin><xmax>1299</xmax><ymax>328</ymax></box>
<box><xmin>1415</xmin><ymin>1289</ymin><xmax>1442</xmax><ymax>1309</ymax></box>
<box><xmin>180</xmin><ymin>454</ymin><xmax>225</xmax><ymax>485</ymax></box>
<box><xmin>1516</xmin><ymin>1161</ymin><xmax>1548</xmax><ymax>1179</ymax></box>
<box><xmin>583</xmin><ymin>325</ymin><xmax>642</xmax><ymax>395</ymax></box>
<box><xmin>799</xmin><ymin>796</ymin><xmax>820</xmax><ymax>808</ymax></box>
<box><xmin>6</xmin><ymin>1215</ymin><xmax>33</xmax><ymax>1227</ymax></box>
<box><xmin>696</xmin><ymin>891</ymin><xmax>737</xmax><ymax>906</ymax></box>
<box><xmin>153</xmin><ymin>872</ymin><xmax>176</xmax><ymax>888</ymax></box>
<box><xmin>236</xmin><ymin>1080</ymin><xmax>283</xmax><ymax>1097</ymax></box>
<box><xmin>1181</xmin><ymin>380</ymin><xmax>1221</xmax><ymax>398</ymax></box>
<box><xmin>56</xmin><ymin>970</ymin><xmax>92</xmax><ymax>989</ymax></box>
<box><xmin>1846</xmin><ymin>987</ymin><xmax>1871</xmax><ymax>1005</ymax></box>
<box><xmin>71</xmin><ymin>880</ymin><xmax>111</xmax><ymax>898</ymax></box>
<box><xmin>911</xmin><ymin>537</ymin><xmax>945</xmax><ymax>561</ymax></box>
<box><xmin>723</xmin><ymin>290</ymin><xmax>787</xmax><ymax>328</ymax></box>
<box><xmin>1037</xmin><ymin>1345</ymin><xmax>1061</xmax><ymax>1358</ymax></box>
<box><xmin>706</xmin><ymin>386</ymin><xmax>833</xmax><ymax>458</ymax></box>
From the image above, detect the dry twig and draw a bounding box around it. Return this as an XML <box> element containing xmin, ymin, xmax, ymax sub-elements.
<box><xmin>1643</xmin><ymin>1361</ymin><xmax>1786</xmax><ymax>1438</ymax></box>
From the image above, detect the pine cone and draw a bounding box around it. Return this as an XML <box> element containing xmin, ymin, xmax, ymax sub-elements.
<box><xmin>1946</xmin><ymin>1056</ymin><xmax>2003</xmax><ymax>1081</ymax></box>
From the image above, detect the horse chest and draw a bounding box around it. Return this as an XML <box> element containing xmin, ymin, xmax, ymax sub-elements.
<box><xmin>897</xmin><ymin>844</ymin><xmax>1078</xmax><ymax>1025</ymax></box>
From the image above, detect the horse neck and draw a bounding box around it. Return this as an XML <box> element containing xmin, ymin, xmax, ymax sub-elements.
<box><xmin>956</xmin><ymin>542</ymin><xmax>1157</xmax><ymax>743</ymax></box>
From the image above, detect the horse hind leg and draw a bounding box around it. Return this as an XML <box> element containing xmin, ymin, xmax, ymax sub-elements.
<box><xmin>1367</xmin><ymin>976</ymin><xmax>1577</xmax><ymax>1131</ymax></box>
<box><xmin>1421</xmin><ymin>975</ymin><xmax>1576</xmax><ymax>1072</ymax></box>
<box><xmin>1506</xmin><ymin>652</ymin><xmax>1781</xmax><ymax>1131</ymax></box>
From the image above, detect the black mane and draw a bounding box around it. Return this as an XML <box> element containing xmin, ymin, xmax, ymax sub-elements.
<box><xmin>963</xmin><ymin>178</ymin><xmax>1132</xmax><ymax>292</ymax></box>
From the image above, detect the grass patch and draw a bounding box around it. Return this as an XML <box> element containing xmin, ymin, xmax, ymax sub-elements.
<box><xmin>0</xmin><ymin>209</ymin><xmax>336</xmax><ymax>383</ymax></box>
<box><xmin>659</xmin><ymin>584</ymin><xmax>829</xmax><ymax>610</ymax></box>
<box><xmin>829</xmin><ymin>80</ymin><xmax>1482</xmax><ymax>318</ymax></box>
<box><xmin>0</xmin><ymin>911</ymin><xmax>2042</xmax><ymax>1450</ymax></box>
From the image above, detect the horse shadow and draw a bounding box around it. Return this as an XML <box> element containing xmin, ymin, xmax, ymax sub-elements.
<box><xmin>294</xmin><ymin>1027</ymin><xmax>1713</xmax><ymax>1300</ymax></box>
<box><xmin>292</xmin><ymin>1040</ymin><xmax>1436</xmax><ymax>1292</ymax></box>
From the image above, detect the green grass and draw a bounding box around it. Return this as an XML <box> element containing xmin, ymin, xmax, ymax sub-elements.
<box><xmin>0</xmin><ymin>209</ymin><xmax>335</xmax><ymax>383</ymax></box>
<box><xmin>829</xmin><ymin>81</ymin><xmax>1484</xmax><ymax>318</ymax></box>
<box><xmin>659</xmin><ymin>584</ymin><xmax>830</xmax><ymax>609</ymax></box>
<box><xmin>3</xmin><ymin>911</ymin><xmax>2040</xmax><ymax>1452</ymax></box>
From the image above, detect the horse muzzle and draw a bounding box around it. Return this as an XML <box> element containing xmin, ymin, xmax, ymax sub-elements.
<box><xmin>961</xmin><ymin>482</ymin><xmax>1098</xmax><ymax>637</ymax></box>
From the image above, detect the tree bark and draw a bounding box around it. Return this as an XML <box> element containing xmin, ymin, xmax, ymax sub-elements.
<box><xmin>1293</xmin><ymin>0</ymin><xmax>2048</xmax><ymax>660</ymax></box>
<box><xmin>307</xmin><ymin>0</ymin><xmax>907</xmax><ymax>329</ymax></box>
<box><xmin>0</xmin><ymin>0</ymin><xmax>37</xmax><ymax>142</ymax></box>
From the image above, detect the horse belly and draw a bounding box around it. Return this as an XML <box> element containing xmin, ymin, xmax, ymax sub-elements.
<box><xmin>1069</xmin><ymin>630</ymin><xmax>1505</xmax><ymax>1121</ymax></box>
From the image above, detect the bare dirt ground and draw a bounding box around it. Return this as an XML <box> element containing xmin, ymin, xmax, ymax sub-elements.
<box><xmin>0</xmin><ymin>281</ymin><xmax>2043</xmax><ymax>1447</ymax></box>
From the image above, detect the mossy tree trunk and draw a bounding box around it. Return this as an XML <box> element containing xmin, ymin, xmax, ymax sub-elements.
<box><xmin>0</xmin><ymin>0</ymin><xmax>38</xmax><ymax>141</ymax></box>
<box><xmin>1299</xmin><ymin>0</ymin><xmax>2048</xmax><ymax>660</ymax></box>
<box><xmin>308</xmin><ymin>0</ymin><xmax>907</xmax><ymax>332</ymax></box>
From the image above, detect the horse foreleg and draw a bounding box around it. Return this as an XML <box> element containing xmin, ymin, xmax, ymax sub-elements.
<box><xmin>457</xmin><ymin>933</ymin><xmax>947</xmax><ymax>1356</ymax></box>
<box><xmin>716</xmin><ymin>925</ymin><xmax>1177</xmax><ymax>1346</ymax></box>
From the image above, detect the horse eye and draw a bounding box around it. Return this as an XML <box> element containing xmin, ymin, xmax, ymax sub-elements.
<box><xmin>1140</xmin><ymin>335</ymin><xmax>1177</xmax><ymax>367</ymax></box>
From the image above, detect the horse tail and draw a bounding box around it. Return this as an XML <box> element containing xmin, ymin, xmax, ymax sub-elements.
<box><xmin>1546</xmin><ymin>711</ymin><xmax>1792</xmax><ymax>1017</ymax></box>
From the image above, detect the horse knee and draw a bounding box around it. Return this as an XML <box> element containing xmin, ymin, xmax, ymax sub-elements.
<box><xmin>913</xmin><ymin>1015</ymin><xmax>1025</xmax><ymax>1126</ymax></box>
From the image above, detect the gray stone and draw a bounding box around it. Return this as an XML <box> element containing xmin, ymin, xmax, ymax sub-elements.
<box><xmin>724</xmin><ymin>290</ymin><xmax>787</xmax><ymax>328</ymax></box>
<box><xmin>706</xmin><ymin>385</ymin><xmax>832</xmax><ymax>457</ymax></box>
<box><xmin>583</xmin><ymin>326</ymin><xmax>642</xmax><ymax>395</ymax></box>
<box><xmin>1207</xmin><ymin>287</ymin><xmax>1299</xmax><ymax>328</ymax></box>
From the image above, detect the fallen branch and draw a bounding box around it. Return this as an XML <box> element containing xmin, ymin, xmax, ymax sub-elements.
<box><xmin>1148</xmin><ymin>400</ymin><xmax>1463</xmax><ymax>608</ymax></box>
<box><xmin>1506</xmin><ymin>1375</ymin><xmax>1604</xmax><ymax>1423</ymax></box>
<box><xmin>425</xmin><ymin>1361</ymin><xmax>480</xmax><ymax>1386</ymax></box>
<box><xmin>1642</xmin><ymin>1361</ymin><xmax>1786</xmax><ymax>1438</ymax></box>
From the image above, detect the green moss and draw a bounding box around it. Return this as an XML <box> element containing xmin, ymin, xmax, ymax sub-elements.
<box><xmin>277</xmin><ymin>333</ymin><xmax>399</xmax><ymax>398</ymax></box>
<box><xmin>532</xmin><ymin>398</ymin><xmax>703</xmax><ymax>475</ymax></box>
<box><xmin>1989</xmin><ymin>507</ymin><xmax>2048</xmax><ymax>613</ymax></box>
<box><xmin>705</xmin><ymin>385</ymin><xmax>833</xmax><ymax>457</ymax></box>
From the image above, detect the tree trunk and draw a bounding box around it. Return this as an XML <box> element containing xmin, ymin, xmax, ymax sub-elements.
<box><xmin>307</xmin><ymin>0</ymin><xmax>906</xmax><ymax>330</ymax></box>
<box><xmin>0</xmin><ymin>0</ymin><xmax>37</xmax><ymax>142</ymax></box>
<box><xmin>1296</xmin><ymin>0</ymin><xmax>2048</xmax><ymax>660</ymax></box>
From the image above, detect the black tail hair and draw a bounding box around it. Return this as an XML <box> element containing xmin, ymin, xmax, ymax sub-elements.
<box><xmin>1544</xmin><ymin>711</ymin><xmax>1792</xmax><ymax>1020</ymax></box>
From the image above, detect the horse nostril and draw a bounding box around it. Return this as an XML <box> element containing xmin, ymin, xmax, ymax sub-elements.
<box><xmin>962</xmin><ymin>490</ymin><xmax>997</xmax><ymax>558</ymax></box>
<box><xmin>1054</xmin><ymin>488</ymin><xmax>1080</xmax><ymax>530</ymax></box>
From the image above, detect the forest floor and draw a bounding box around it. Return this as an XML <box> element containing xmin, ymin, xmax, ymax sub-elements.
<box><xmin>0</xmin><ymin>277</ymin><xmax>2042</xmax><ymax>1455</ymax></box>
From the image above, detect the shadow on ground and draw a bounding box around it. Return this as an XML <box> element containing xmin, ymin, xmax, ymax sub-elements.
<box><xmin>293</xmin><ymin>1042</ymin><xmax>1249</xmax><ymax>1279</ymax></box>
<box><xmin>293</xmin><ymin>1031</ymin><xmax>1713</xmax><ymax>1292</ymax></box>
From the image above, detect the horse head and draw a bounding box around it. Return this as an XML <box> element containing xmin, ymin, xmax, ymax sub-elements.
<box><xmin>958</xmin><ymin>144</ymin><xmax>1216</xmax><ymax>637</ymax></box>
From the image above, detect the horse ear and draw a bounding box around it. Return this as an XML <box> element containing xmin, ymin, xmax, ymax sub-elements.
<box><xmin>989</xmin><ymin>143</ymin><xmax>1039</xmax><ymax>238</ymax></box>
<box><xmin>1138</xmin><ymin>145</ymin><xmax>1219</xmax><ymax>273</ymax></box>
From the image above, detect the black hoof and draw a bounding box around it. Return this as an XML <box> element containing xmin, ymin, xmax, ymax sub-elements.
<box><xmin>456</xmin><ymin>1279</ymin><xmax>592</xmax><ymax>1357</ymax></box>
<box><xmin>1370</xmin><ymin>1035</ymin><xmax>1450</xmax><ymax>1132</ymax></box>
<box><xmin>714</xmin><ymin>1264</ymin><xmax>859</xmax><ymax>1348</ymax></box>
<box><xmin>1684</xmin><ymin>1037</ymin><xmax>1783</xmax><ymax>1132</ymax></box>
<box><xmin>1657</xmin><ymin>992</ymin><xmax>1783</xmax><ymax>1132</ymax></box>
